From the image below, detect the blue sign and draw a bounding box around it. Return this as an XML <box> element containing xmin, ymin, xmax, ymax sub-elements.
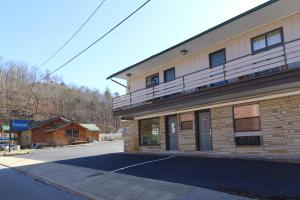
<box><xmin>10</xmin><ymin>120</ymin><xmax>29</xmax><ymax>131</ymax></box>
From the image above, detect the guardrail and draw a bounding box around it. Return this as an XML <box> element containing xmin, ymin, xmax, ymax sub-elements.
<box><xmin>113</xmin><ymin>38</ymin><xmax>300</xmax><ymax>110</ymax></box>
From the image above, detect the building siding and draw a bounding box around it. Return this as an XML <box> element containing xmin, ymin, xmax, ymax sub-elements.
<box><xmin>122</xmin><ymin>94</ymin><xmax>300</xmax><ymax>157</ymax></box>
<box><xmin>127</xmin><ymin>12</ymin><xmax>300</xmax><ymax>93</ymax></box>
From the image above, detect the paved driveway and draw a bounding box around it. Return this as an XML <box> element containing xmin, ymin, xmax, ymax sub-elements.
<box><xmin>55</xmin><ymin>153</ymin><xmax>300</xmax><ymax>199</ymax></box>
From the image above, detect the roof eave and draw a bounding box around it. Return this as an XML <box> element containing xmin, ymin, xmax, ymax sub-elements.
<box><xmin>106</xmin><ymin>0</ymin><xmax>279</xmax><ymax>80</ymax></box>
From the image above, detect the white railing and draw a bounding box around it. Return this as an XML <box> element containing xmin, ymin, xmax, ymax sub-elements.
<box><xmin>113</xmin><ymin>38</ymin><xmax>300</xmax><ymax>109</ymax></box>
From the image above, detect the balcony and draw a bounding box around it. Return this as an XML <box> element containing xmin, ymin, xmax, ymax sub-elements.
<box><xmin>113</xmin><ymin>38</ymin><xmax>300</xmax><ymax>110</ymax></box>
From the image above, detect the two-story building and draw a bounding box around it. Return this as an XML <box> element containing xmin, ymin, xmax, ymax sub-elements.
<box><xmin>108</xmin><ymin>0</ymin><xmax>300</xmax><ymax>157</ymax></box>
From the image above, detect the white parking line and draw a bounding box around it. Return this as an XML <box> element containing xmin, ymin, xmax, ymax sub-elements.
<box><xmin>111</xmin><ymin>156</ymin><xmax>175</xmax><ymax>173</ymax></box>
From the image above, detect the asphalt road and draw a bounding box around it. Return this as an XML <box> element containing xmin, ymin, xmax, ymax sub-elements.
<box><xmin>56</xmin><ymin>153</ymin><xmax>300</xmax><ymax>199</ymax></box>
<box><xmin>0</xmin><ymin>165</ymin><xmax>86</xmax><ymax>200</ymax></box>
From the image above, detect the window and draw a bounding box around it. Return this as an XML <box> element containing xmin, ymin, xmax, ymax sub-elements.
<box><xmin>209</xmin><ymin>49</ymin><xmax>226</xmax><ymax>68</ymax></box>
<box><xmin>164</xmin><ymin>68</ymin><xmax>175</xmax><ymax>82</ymax></box>
<box><xmin>234</xmin><ymin>104</ymin><xmax>260</xmax><ymax>132</ymax></box>
<box><xmin>139</xmin><ymin>118</ymin><xmax>160</xmax><ymax>145</ymax></box>
<box><xmin>251</xmin><ymin>28</ymin><xmax>283</xmax><ymax>53</ymax></box>
<box><xmin>180</xmin><ymin>113</ymin><xmax>193</xmax><ymax>130</ymax></box>
<box><xmin>72</xmin><ymin>130</ymin><xmax>79</xmax><ymax>137</ymax></box>
<box><xmin>146</xmin><ymin>73</ymin><xmax>159</xmax><ymax>88</ymax></box>
<box><xmin>235</xmin><ymin>136</ymin><xmax>261</xmax><ymax>146</ymax></box>
<box><xmin>66</xmin><ymin>129</ymin><xmax>73</xmax><ymax>137</ymax></box>
<box><xmin>65</xmin><ymin>129</ymin><xmax>80</xmax><ymax>137</ymax></box>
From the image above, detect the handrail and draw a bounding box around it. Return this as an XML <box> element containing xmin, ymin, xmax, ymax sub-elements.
<box><xmin>113</xmin><ymin>37</ymin><xmax>300</xmax><ymax>106</ymax></box>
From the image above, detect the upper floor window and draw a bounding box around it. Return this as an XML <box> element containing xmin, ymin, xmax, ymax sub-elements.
<box><xmin>209</xmin><ymin>49</ymin><xmax>226</xmax><ymax>68</ymax></box>
<box><xmin>251</xmin><ymin>28</ymin><xmax>283</xmax><ymax>53</ymax></box>
<box><xmin>164</xmin><ymin>68</ymin><xmax>175</xmax><ymax>82</ymax></box>
<box><xmin>146</xmin><ymin>73</ymin><xmax>159</xmax><ymax>88</ymax></box>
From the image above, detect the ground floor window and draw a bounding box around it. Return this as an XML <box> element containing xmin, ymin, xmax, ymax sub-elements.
<box><xmin>139</xmin><ymin>118</ymin><xmax>160</xmax><ymax>145</ymax></box>
<box><xmin>233</xmin><ymin>104</ymin><xmax>261</xmax><ymax>146</ymax></box>
<box><xmin>65</xmin><ymin>129</ymin><xmax>80</xmax><ymax>137</ymax></box>
<box><xmin>233</xmin><ymin>104</ymin><xmax>260</xmax><ymax>132</ymax></box>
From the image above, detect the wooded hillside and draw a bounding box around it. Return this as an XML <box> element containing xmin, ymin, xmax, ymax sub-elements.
<box><xmin>0</xmin><ymin>58</ymin><xmax>119</xmax><ymax>133</ymax></box>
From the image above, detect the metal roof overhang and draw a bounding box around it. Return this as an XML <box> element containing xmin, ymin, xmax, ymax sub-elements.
<box><xmin>107</xmin><ymin>0</ymin><xmax>300</xmax><ymax>80</ymax></box>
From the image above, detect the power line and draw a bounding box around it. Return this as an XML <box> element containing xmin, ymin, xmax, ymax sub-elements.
<box><xmin>13</xmin><ymin>0</ymin><xmax>49</xmax><ymax>56</ymax></box>
<box><xmin>33</xmin><ymin>0</ymin><xmax>151</xmax><ymax>86</ymax></box>
<box><xmin>32</xmin><ymin>0</ymin><xmax>107</xmax><ymax>74</ymax></box>
<box><xmin>15</xmin><ymin>0</ymin><xmax>151</xmax><ymax>97</ymax></box>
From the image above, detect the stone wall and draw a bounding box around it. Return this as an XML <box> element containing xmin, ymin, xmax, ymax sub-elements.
<box><xmin>122</xmin><ymin>94</ymin><xmax>300</xmax><ymax>155</ymax></box>
<box><xmin>177</xmin><ymin>113</ymin><xmax>196</xmax><ymax>152</ymax></box>
<box><xmin>211</xmin><ymin>106</ymin><xmax>236</xmax><ymax>153</ymax></box>
<box><xmin>260</xmin><ymin>95</ymin><xmax>300</xmax><ymax>155</ymax></box>
<box><xmin>121</xmin><ymin>120</ymin><xmax>139</xmax><ymax>152</ymax></box>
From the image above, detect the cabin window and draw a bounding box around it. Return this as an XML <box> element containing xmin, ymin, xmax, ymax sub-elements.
<box><xmin>251</xmin><ymin>28</ymin><xmax>283</xmax><ymax>53</ymax></box>
<box><xmin>65</xmin><ymin>129</ymin><xmax>80</xmax><ymax>137</ymax></box>
<box><xmin>180</xmin><ymin>113</ymin><xmax>193</xmax><ymax>130</ymax></box>
<box><xmin>164</xmin><ymin>68</ymin><xmax>175</xmax><ymax>82</ymax></box>
<box><xmin>209</xmin><ymin>49</ymin><xmax>226</xmax><ymax>68</ymax></box>
<box><xmin>146</xmin><ymin>73</ymin><xmax>159</xmax><ymax>88</ymax></box>
<box><xmin>139</xmin><ymin>118</ymin><xmax>160</xmax><ymax>145</ymax></box>
<box><xmin>234</xmin><ymin>104</ymin><xmax>260</xmax><ymax>132</ymax></box>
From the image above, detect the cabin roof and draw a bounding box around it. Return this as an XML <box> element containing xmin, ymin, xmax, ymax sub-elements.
<box><xmin>80</xmin><ymin>124</ymin><xmax>100</xmax><ymax>131</ymax></box>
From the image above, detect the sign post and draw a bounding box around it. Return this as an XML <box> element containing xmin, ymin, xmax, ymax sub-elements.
<box><xmin>8</xmin><ymin>120</ymin><xmax>11</xmax><ymax>152</ymax></box>
<box><xmin>8</xmin><ymin>120</ymin><xmax>29</xmax><ymax>152</ymax></box>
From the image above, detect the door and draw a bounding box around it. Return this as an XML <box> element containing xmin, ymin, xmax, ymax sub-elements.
<box><xmin>166</xmin><ymin>116</ymin><xmax>178</xmax><ymax>150</ymax></box>
<box><xmin>198</xmin><ymin>110</ymin><xmax>213</xmax><ymax>151</ymax></box>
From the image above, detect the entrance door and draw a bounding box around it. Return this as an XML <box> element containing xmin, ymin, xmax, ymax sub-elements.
<box><xmin>166</xmin><ymin>116</ymin><xmax>178</xmax><ymax>150</ymax></box>
<box><xmin>198</xmin><ymin>110</ymin><xmax>213</xmax><ymax>151</ymax></box>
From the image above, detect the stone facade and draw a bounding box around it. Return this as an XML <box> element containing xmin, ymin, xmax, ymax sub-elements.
<box><xmin>122</xmin><ymin>94</ymin><xmax>300</xmax><ymax>156</ymax></box>
<box><xmin>121</xmin><ymin>120</ymin><xmax>139</xmax><ymax>152</ymax></box>
<box><xmin>177</xmin><ymin>113</ymin><xmax>196</xmax><ymax>152</ymax></box>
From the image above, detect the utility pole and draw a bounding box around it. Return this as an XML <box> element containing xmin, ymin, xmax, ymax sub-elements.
<box><xmin>8</xmin><ymin>120</ymin><xmax>11</xmax><ymax>152</ymax></box>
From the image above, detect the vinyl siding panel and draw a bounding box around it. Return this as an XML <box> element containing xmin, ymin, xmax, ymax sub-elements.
<box><xmin>128</xmin><ymin>12</ymin><xmax>300</xmax><ymax>93</ymax></box>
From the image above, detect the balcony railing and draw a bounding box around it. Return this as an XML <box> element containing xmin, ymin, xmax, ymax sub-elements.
<box><xmin>113</xmin><ymin>38</ymin><xmax>300</xmax><ymax>110</ymax></box>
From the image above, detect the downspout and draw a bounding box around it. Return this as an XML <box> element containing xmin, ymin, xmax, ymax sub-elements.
<box><xmin>110</xmin><ymin>78</ymin><xmax>127</xmax><ymax>88</ymax></box>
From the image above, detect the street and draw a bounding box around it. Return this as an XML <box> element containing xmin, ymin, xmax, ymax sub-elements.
<box><xmin>0</xmin><ymin>165</ymin><xmax>86</xmax><ymax>200</ymax></box>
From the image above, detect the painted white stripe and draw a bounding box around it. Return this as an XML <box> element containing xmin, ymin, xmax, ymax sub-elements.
<box><xmin>111</xmin><ymin>156</ymin><xmax>174</xmax><ymax>173</ymax></box>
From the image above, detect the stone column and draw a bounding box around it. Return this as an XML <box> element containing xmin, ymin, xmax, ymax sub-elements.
<box><xmin>121</xmin><ymin>120</ymin><xmax>139</xmax><ymax>152</ymax></box>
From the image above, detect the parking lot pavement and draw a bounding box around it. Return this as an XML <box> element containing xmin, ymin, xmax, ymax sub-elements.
<box><xmin>3</xmin><ymin>142</ymin><xmax>300</xmax><ymax>199</ymax></box>
<box><xmin>0</xmin><ymin>165</ymin><xmax>86</xmax><ymax>200</ymax></box>
<box><xmin>55</xmin><ymin>153</ymin><xmax>300</xmax><ymax>199</ymax></box>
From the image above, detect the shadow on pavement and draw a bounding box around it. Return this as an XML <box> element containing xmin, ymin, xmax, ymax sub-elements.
<box><xmin>53</xmin><ymin>153</ymin><xmax>300</xmax><ymax>199</ymax></box>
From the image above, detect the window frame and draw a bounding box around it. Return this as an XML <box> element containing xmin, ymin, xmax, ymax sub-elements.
<box><xmin>233</xmin><ymin>104</ymin><xmax>261</xmax><ymax>133</ymax></box>
<box><xmin>179</xmin><ymin>113</ymin><xmax>193</xmax><ymax>130</ymax></box>
<box><xmin>146</xmin><ymin>73</ymin><xmax>160</xmax><ymax>88</ymax></box>
<box><xmin>235</xmin><ymin>136</ymin><xmax>261</xmax><ymax>146</ymax></box>
<box><xmin>138</xmin><ymin>117</ymin><xmax>160</xmax><ymax>146</ymax></box>
<box><xmin>251</xmin><ymin>27</ymin><xmax>284</xmax><ymax>54</ymax></box>
<box><xmin>65</xmin><ymin>129</ymin><xmax>80</xmax><ymax>138</ymax></box>
<box><xmin>209</xmin><ymin>48</ymin><xmax>226</xmax><ymax>68</ymax></box>
<box><xmin>164</xmin><ymin>67</ymin><xmax>175</xmax><ymax>83</ymax></box>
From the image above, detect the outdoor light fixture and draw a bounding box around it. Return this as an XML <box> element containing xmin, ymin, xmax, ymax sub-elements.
<box><xmin>126</xmin><ymin>73</ymin><xmax>132</xmax><ymax>77</ymax></box>
<box><xmin>180</xmin><ymin>49</ymin><xmax>188</xmax><ymax>55</ymax></box>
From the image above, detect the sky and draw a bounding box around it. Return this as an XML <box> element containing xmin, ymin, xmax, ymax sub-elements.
<box><xmin>0</xmin><ymin>0</ymin><xmax>267</xmax><ymax>95</ymax></box>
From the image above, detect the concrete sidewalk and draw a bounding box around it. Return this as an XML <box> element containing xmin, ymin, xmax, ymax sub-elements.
<box><xmin>0</xmin><ymin>155</ymin><xmax>250</xmax><ymax>200</ymax></box>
